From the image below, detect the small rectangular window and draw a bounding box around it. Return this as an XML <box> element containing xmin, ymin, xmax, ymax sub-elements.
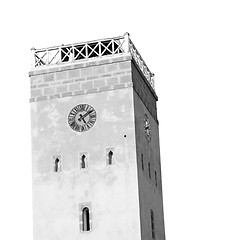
<box><xmin>53</xmin><ymin>155</ymin><xmax>62</xmax><ymax>172</ymax></box>
<box><xmin>141</xmin><ymin>153</ymin><xmax>144</xmax><ymax>171</ymax></box>
<box><xmin>148</xmin><ymin>162</ymin><xmax>151</xmax><ymax>179</ymax></box>
<box><xmin>151</xmin><ymin>209</ymin><xmax>155</xmax><ymax>239</ymax></box>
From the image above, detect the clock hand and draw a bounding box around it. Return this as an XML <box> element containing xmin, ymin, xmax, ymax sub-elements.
<box><xmin>82</xmin><ymin>118</ymin><xmax>86</xmax><ymax>124</ymax></box>
<box><xmin>78</xmin><ymin>110</ymin><xmax>94</xmax><ymax>121</ymax></box>
<box><xmin>83</xmin><ymin>109</ymin><xmax>94</xmax><ymax>118</ymax></box>
<box><xmin>78</xmin><ymin>114</ymin><xmax>87</xmax><ymax>123</ymax></box>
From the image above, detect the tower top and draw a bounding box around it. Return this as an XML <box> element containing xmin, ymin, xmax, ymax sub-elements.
<box><xmin>31</xmin><ymin>33</ymin><xmax>155</xmax><ymax>90</ymax></box>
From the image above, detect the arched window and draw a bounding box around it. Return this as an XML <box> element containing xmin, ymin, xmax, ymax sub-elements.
<box><xmin>107</xmin><ymin>150</ymin><xmax>113</xmax><ymax>165</ymax></box>
<box><xmin>53</xmin><ymin>156</ymin><xmax>61</xmax><ymax>172</ymax></box>
<box><xmin>79</xmin><ymin>153</ymin><xmax>88</xmax><ymax>169</ymax></box>
<box><xmin>82</xmin><ymin>207</ymin><xmax>90</xmax><ymax>231</ymax></box>
<box><xmin>81</xmin><ymin>154</ymin><xmax>86</xmax><ymax>169</ymax></box>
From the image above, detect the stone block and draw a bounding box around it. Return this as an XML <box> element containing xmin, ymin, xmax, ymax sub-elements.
<box><xmin>87</xmin><ymin>75</ymin><xmax>99</xmax><ymax>80</ymax></box>
<box><xmin>93</xmin><ymin>79</ymin><xmax>106</xmax><ymax>88</ymax></box>
<box><xmin>69</xmin><ymin>83</ymin><xmax>80</xmax><ymax>91</ymax></box>
<box><xmin>31</xmin><ymin>89</ymin><xmax>42</xmax><ymax>97</ymax></box>
<box><xmin>61</xmin><ymin>92</ymin><xmax>72</xmax><ymax>97</ymax></box>
<box><xmin>38</xmin><ymin>83</ymin><xmax>49</xmax><ymax>88</ymax></box>
<box><xmin>73</xmin><ymin>90</ymin><xmax>85</xmax><ymax>96</ymax></box>
<box><xmin>49</xmin><ymin>94</ymin><xmax>60</xmax><ymax>100</ymax></box>
<box><xmin>43</xmin><ymin>73</ymin><xmax>54</xmax><ymax>82</ymax></box>
<box><xmin>62</xmin><ymin>79</ymin><xmax>73</xmax><ymax>84</ymax></box>
<box><xmin>99</xmin><ymin>85</ymin><xmax>111</xmax><ymax>92</ymax></box>
<box><xmin>112</xmin><ymin>83</ymin><xmax>126</xmax><ymax>90</ymax></box>
<box><xmin>44</xmin><ymin>87</ymin><xmax>55</xmax><ymax>95</ymax></box>
<box><xmin>112</xmin><ymin>71</ymin><xmax>125</xmax><ymax>76</ymax></box>
<box><xmin>74</xmin><ymin>77</ymin><xmax>86</xmax><ymax>82</ymax></box>
<box><xmin>106</xmin><ymin>63</ymin><xmax>118</xmax><ymax>73</ymax></box>
<box><xmin>56</xmin><ymin>85</ymin><xmax>68</xmax><ymax>93</ymax></box>
<box><xmin>81</xmin><ymin>80</ymin><xmax>93</xmax><ymax>90</ymax></box>
<box><xmin>119</xmin><ymin>61</ymin><xmax>131</xmax><ymax>70</ymax></box>
<box><xmin>68</xmin><ymin>69</ymin><xmax>80</xmax><ymax>79</ymax></box>
<box><xmin>81</xmin><ymin>67</ymin><xmax>93</xmax><ymax>77</ymax></box>
<box><xmin>31</xmin><ymin>75</ymin><xmax>43</xmax><ymax>84</ymax></box>
<box><xmin>50</xmin><ymin>81</ymin><xmax>61</xmax><ymax>86</ymax></box>
<box><xmin>56</xmin><ymin>71</ymin><xmax>67</xmax><ymax>80</ymax></box>
<box><xmin>36</xmin><ymin>96</ymin><xmax>48</xmax><ymax>101</ymax></box>
<box><xmin>101</xmin><ymin>74</ymin><xmax>112</xmax><ymax>78</ymax></box>
<box><xmin>120</xmin><ymin>74</ymin><xmax>132</xmax><ymax>83</ymax></box>
<box><xmin>93</xmin><ymin>65</ymin><xmax>105</xmax><ymax>75</ymax></box>
<box><xmin>86</xmin><ymin>88</ymin><xmax>98</xmax><ymax>94</ymax></box>
<box><xmin>106</xmin><ymin>77</ymin><xmax>119</xmax><ymax>85</ymax></box>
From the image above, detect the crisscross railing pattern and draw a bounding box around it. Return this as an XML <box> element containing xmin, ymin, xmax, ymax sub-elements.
<box><xmin>128</xmin><ymin>39</ymin><xmax>155</xmax><ymax>89</ymax></box>
<box><xmin>32</xmin><ymin>36</ymin><xmax>125</xmax><ymax>67</ymax></box>
<box><xmin>32</xmin><ymin>33</ymin><xmax>155</xmax><ymax>89</ymax></box>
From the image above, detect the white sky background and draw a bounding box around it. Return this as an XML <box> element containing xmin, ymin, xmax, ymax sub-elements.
<box><xmin>0</xmin><ymin>0</ymin><xmax>240</xmax><ymax>239</ymax></box>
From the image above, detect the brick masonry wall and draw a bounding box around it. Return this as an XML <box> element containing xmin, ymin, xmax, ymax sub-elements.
<box><xmin>29</xmin><ymin>55</ymin><xmax>133</xmax><ymax>102</ymax></box>
<box><xmin>29</xmin><ymin>53</ymin><xmax>158</xmax><ymax>123</ymax></box>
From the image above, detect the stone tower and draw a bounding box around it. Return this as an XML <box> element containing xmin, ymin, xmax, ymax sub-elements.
<box><xmin>29</xmin><ymin>33</ymin><xmax>165</xmax><ymax>240</ymax></box>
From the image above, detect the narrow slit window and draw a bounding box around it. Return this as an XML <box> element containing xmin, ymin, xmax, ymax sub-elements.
<box><xmin>107</xmin><ymin>150</ymin><xmax>113</xmax><ymax>165</ymax></box>
<box><xmin>79</xmin><ymin>153</ymin><xmax>88</xmax><ymax>169</ymax></box>
<box><xmin>155</xmin><ymin>171</ymin><xmax>157</xmax><ymax>186</ymax></box>
<box><xmin>81</xmin><ymin>154</ymin><xmax>86</xmax><ymax>169</ymax></box>
<box><xmin>150</xmin><ymin>210</ymin><xmax>155</xmax><ymax>239</ymax></box>
<box><xmin>82</xmin><ymin>207</ymin><xmax>90</xmax><ymax>231</ymax></box>
<box><xmin>141</xmin><ymin>153</ymin><xmax>144</xmax><ymax>171</ymax></box>
<box><xmin>53</xmin><ymin>156</ymin><xmax>61</xmax><ymax>172</ymax></box>
<box><xmin>148</xmin><ymin>162</ymin><xmax>151</xmax><ymax>179</ymax></box>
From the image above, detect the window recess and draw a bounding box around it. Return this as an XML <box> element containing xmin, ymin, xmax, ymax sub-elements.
<box><xmin>53</xmin><ymin>155</ymin><xmax>62</xmax><ymax>172</ymax></box>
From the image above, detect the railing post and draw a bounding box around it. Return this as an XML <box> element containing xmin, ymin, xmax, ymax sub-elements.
<box><xmin>151</xmin><ymin>73</ymin><xmax>155</xmax><ymax>89</ymax></box>
<box><xmin>59</xmin><ymin>46</ymin><xmax>62</xmax><ymax>63</ymax></box>
<box><xmin>31</xmin><ymin>47</ymin><xmax>36</xmax><ymax>67</ymax></box>
<box><xmin>123</xmin><ymin>32</ymin><xmax>130</xmax><ymax>53</ymax></box>
<box><xmin>70</xmin><ymin>45</ymin><xmax>74</xmax><ymax>62</ymax></box>
<box><xmin>47</xmin><ymin>49</ymin><xmax>49</xmax><ymax>65</ymax></box>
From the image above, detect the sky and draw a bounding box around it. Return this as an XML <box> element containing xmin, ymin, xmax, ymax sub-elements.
<box><xmin>0</xmin><ymin>0</ymin><xmax>240</xmax><ymax>239</ymax></box>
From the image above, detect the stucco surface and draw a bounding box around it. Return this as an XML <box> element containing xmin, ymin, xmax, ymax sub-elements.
<box><xmin>31</xmin><ymin>87</ymin><xmax>141</xmax><ymax>240</ymax></box>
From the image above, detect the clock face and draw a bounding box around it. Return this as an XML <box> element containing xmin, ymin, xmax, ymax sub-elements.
<box><xmin>68</xmin><ymin>104</ymin><xmax>97</xmax><ymax>132</ymax></box>
<box><xmin>144</xmin><ymin>114</ymin><xmax>151</xmax><ymax>142</ymax></box>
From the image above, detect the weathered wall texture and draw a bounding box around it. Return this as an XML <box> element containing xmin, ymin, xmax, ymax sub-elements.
<box><xmin>30</xmin><ymin>53</ymin><xmax>164</xmax><ymax>240</ymax></box>
<box><xmin>132</xmin><ymin>63</ymin><xmax>165</xmax><ymax>240</ymax></box>
<box><xmin>29</xmin><ymin>54</ymin><xmax>133</xmax><ymax>102</ymax></box>
<box><xmin>31</xmin><ymin>86</ymin><xmax>141</xmax><ymax>240</ymax></box>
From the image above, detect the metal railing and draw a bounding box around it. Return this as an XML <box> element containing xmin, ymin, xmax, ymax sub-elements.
<box><xmin>31</xmin><ymin>33</ymin><xmax>155</xmax><ymax>89</ymax></box>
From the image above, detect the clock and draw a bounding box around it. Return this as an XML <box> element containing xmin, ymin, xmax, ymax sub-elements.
<box><xmin>144</xmin><ymin>114</ymin><xmax>151</xmax><ymax>142</ymax></box>
<box><xmin>68</xmin><ymin>104</ymin><xmax>97</xmax><ymax>132</ymax></box>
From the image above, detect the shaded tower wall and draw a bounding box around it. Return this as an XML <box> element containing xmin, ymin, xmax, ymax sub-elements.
<box><xmin>132</xmin><ymin>61</ymin><xmax>165</xmax><ymax>240</ymax></box>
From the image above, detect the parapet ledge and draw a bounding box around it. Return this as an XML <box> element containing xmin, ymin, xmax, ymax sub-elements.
<box><xmin>29</xmin><ymin>53</ymin><xmax>132</xmax><ymax>77</ymax></box>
